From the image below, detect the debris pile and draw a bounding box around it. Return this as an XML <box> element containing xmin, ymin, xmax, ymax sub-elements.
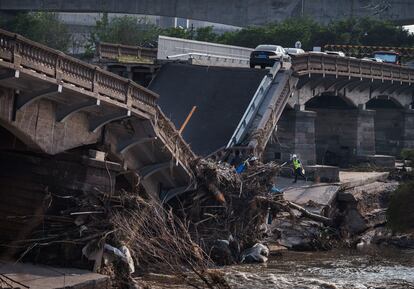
<box><xmin>184</xmin><ymin>159</ymin><xmax>287</xmax><ymax>248</ymax></box>
<box><xmin>6</xmin><ymin>158</ymin><xmax>339</xmax><ymax>287</ymax></box>
<box><xmin>176</xmin><ymin>159</ymin><xmax>334</xmax><ymax>262</ymax></box>
<box><xmin>10</xmin><ymin>189</ymin><xmax>228</xmax><ymax>288</ymax></box>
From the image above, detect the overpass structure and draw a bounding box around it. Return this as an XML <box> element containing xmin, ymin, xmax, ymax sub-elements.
<box><xmin>1</xmin><ymin>0</ymin><xmax>414</xmax><ymax>26</ymax></box>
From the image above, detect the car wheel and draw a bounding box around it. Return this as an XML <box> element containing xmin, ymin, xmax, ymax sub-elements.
<box><xmin>261</xmin><ymin>65</ymin><xmax>266</xmax><ymax>69</ymax></box>
<box><xmin>250</xmin><ymin>64</ymin><xmax>255</xmax><ymax>68</ymax></box>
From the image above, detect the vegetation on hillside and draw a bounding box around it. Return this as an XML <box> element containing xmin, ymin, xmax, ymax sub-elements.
<box><xmin>1</xmin><ymin>12</ymin><xmax>413</xmax><ymax>55</ymax></box>
<box><xmin>89</xmin><ymin>16</ymin><xmax>414</xmax><ymax>51</ymax></box>
<box><xmin>0</xmin><ymin>12</ymin><xmax>71</xmax><ymax>52</ymax></box>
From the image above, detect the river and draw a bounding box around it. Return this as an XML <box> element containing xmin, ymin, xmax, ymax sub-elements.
<box><xmin>224</xmin><ymin>248</ymin><xmax>414</xmax><ymax>289</ymax></box>
<box><xmin>143</xmin><ymin>247</ymin><xmax>414</xmax><ymax>288</ymax></box>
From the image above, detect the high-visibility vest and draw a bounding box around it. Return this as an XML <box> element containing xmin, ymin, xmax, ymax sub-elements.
<box><xmin>293</xmin><ymin>159</ymin><xmax>301</xmax><ymax>170</ymax></box>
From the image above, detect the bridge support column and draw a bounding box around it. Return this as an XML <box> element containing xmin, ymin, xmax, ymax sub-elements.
<box><xmin>356</xmin><ymin>106</ymin><xmax>376</xmax><ymax>156</ymax></box>
<box><xmin>402</xmin><ymin>108</ymin><xmax>414</xmax><ymax>150</ymax></box>
<box><xmin>293</xmin><ymin>105</ymin><xmax>317</xmax><ymax>166</ymax></box>
<box><xmin>265</xmin><ymin>106</ymin><xmax>316</xmax><ymax>165</ymax></box>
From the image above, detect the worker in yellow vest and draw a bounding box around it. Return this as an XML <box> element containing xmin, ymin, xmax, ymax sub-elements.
<box><xmin>292</xmin><ymin>154</ymin><xmax>306</xmax><ymax>183</ymax></box>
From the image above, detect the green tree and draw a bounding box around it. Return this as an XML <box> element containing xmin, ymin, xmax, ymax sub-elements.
<box><xmin>162</xmin><ymin>26</ymin><xmax>193</xmax><ymax>40</ymax></box>
<box><xmin>1</xmin><ymin>12</ymin><xmax>71</xmax><ymax>52</ymax></box>
<box><xmin>84</xmin><ymin>15</ymin><xmax>414</xmax><ymax>58</ymax></box>
<box><xmin>90</xmin><ymin>14</ymin><xmax>162</xmax><ymax>47</ymax></box>
<box><xmin>194</xmin><ymin>26</ymin><xmax>218</xmax><ymax>42</ymax></box>
<box><xmin>359</xmin><ymin>18</ymin><xmax>414</xmax><ymax>47</ymax></box>
<box><xmin>85</xmin><ymin>14</ymin><xmax>163</xmax><ymax>58</ymax></box>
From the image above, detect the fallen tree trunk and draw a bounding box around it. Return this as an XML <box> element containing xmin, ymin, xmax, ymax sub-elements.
<box><xmin>287</xmin><ymin>201</ymin><xmax>333</xmax><ymax>226</ymax></box>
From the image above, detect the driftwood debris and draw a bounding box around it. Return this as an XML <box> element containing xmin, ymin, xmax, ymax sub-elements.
<box><xmin>287</xmin><ymin>201</ymin><xmax>333</xmax><ymax>226</ymax></box>
<box><xmin>3</xmin><ymin>157</ymin><xmax>337</xmax><ymax>288</ymax></box>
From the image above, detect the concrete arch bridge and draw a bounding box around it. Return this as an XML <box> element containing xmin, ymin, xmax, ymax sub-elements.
<box><xmin>262</xmin><ymin>54</ymin><xmax>414</xmax><ymax>167</ymax></box>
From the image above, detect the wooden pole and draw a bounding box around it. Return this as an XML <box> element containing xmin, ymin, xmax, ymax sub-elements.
<box><xmin>179</xmin><ymin>106</ymin><xmax>197</xmax><ymax>134</ymax></box>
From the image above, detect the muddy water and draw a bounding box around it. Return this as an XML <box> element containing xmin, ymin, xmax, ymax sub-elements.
<box><xmin>224</xmin><ymin>248</ymin><xmax>414</xmax><ymax>289</ymax></box>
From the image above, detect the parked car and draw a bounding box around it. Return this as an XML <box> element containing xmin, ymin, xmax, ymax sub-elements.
<box><xmin>285</xmin><ymin>48</ymin><xmax>305</xmax><ymax>56</ymax></box>
<box><xmin>372</xmin><ymin>51</ymin><xmax>401</xmax><ymax>65</ymax></box>
<box><xmin>325</xmin><ymin>51</ymin><xmax>346</xmax><ymax>57</ymax></box>
<box><xmin>250</xmin><ymin>45</ymin><xmax>288</xmax><ymax>69</ymax></box>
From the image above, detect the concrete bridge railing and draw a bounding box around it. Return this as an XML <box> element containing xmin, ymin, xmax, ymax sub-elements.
<box><xmin>98</xmin><ymin>42</ymin><xmax>158</xmax><ymax>62</ymax></box>
<box><xmin>0</xmin><ymin>29</ymin><xmax>158</xmax><ymax>109</ymax></box>
<box><xmin>292</xmin><ymin>53</ymin><xmax>414</xmax><ymax>84</ymax></box>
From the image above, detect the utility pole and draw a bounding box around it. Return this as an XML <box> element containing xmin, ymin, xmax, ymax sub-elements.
<box><xmin>301</xmin><ymin>0</ymin><xmax>304</xmax><ymax>17</ymax></box>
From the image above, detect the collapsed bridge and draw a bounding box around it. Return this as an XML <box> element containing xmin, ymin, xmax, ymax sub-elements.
<box><xmin>0</xmin><ymin>29</ymin><xmax>195</xmax><ymax>246</ymax></box>
<box><xmin>1</xmin><ymin>30</ymin><xmax>414</xmax><ymax>251</ymax></box>
<box><xmin>150</xmin><ymin>50</ymin><xmax>414</xmax><ymax>167</ymax></box>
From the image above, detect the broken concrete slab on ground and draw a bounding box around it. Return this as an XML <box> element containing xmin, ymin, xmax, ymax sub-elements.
<box><xmin>0</xmin><ymin>262</ymin><xmax>110</xmax><ymax>289</ymax></box>
<box><xmin>263</xmin><ymin>171</ymin><xmax>399</xmax><ymax>252</ymax></box>
<box><xmin>337</xmin><ymin>179</ymin><xmax>398</xmax><ymax>237</ymax></box>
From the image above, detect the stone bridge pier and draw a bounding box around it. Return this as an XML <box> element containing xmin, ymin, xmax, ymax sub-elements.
<box><xmin>265</xmin><ymin>102</ymin><xmax>377</xmax><ymax>167</ymax></box>
<box><xmin>265</xmin><ymin>105</ymin><xmax>316</xmax><ymax>166</ymax></box>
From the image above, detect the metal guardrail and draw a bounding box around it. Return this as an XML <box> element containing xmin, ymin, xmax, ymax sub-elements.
<box><xmin>167</xmin><ymin>52</ymin><xmax>250</xmax><ymax>64</ymax></box>
<box><xmin>226</xmin><ymin>61</ymin><xmax>282</xmax><ymax>148</ymax></box>
<box><xmin>292</xmin><ymin>53</ymin><xmax>414</xmax><ymax>83</ymax></box>
<box><xmin>248</xmin><ymin>69</ymin><xmax>295</xmax><ymax>155</ymax></box>
<box><xmin>0</xmin><ymin>29</ymin><xmax>159</xmax><ymax>108</ymax></box>
<box><xmin>167</xmin><ymin>52</ymin><xmax>250</xmax><ymax>67</ymax></box>
<box><xmin>212</xmin><ymin>69</ymin><xmax>294</xmax><ymax>161</ymax></box>
<box><xmin>98</xmin><ymin>42</ymin><xmax>158</xmax><ymax>61</ymax></box>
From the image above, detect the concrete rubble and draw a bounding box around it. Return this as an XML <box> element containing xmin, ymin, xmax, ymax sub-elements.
<box><xmin>337</xmin><ymin>181</ymin><xmax>398</xmax><ymax>237</ymax></box>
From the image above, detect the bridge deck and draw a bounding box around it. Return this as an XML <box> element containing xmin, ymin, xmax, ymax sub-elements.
<box><xmin>149</xmin><ymin>62</ymin><xmax>267</xmax><ymax>156</ymax></box>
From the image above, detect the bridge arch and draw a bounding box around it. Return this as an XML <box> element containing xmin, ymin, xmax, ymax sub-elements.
<box><xmin>305</xmin><ymin>92</ymin><xmax>358</xmax><ymax>110</ymax></box>
<box><xmin>366</xmin><ymin>95</ymin><xmax>405</xmax><ymax>109</ymax></box>
<box><xmin>305</xmin><ymin>93</ymin><xmax>360</xmax><ymax>166</ymax></box>
<box><xmin>366</xmin><ymin>96</ymin><xmax>405</xmax><ymax>155</ymax></box>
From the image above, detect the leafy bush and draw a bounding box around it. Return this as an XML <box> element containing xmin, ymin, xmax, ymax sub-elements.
<box><xmin>387</xmin><ymin>181</ymin><xmax>414</xmax><ymax>232</ymax></box>
<box><xmin>401</xmin><ymin>149</ymin><xmax>414</xmax><ymax>163</ymax></box>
